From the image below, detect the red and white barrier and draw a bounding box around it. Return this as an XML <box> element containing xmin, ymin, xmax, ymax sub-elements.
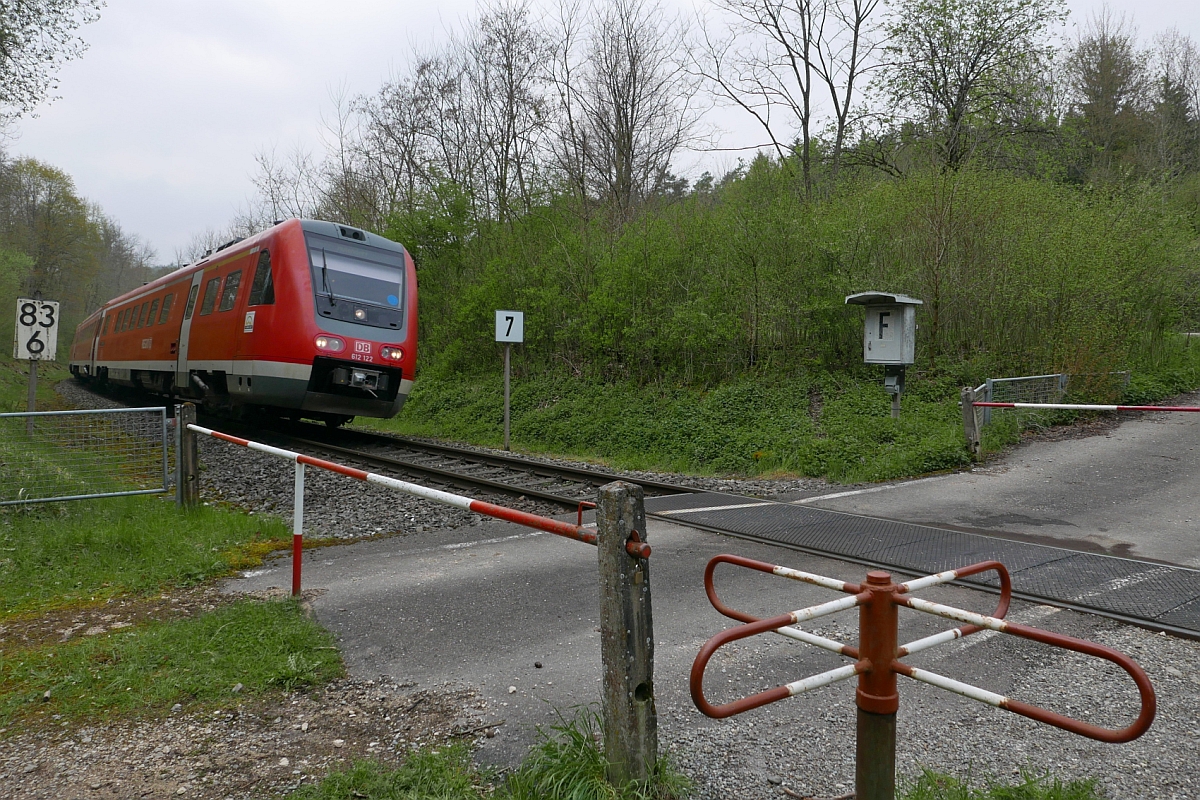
<box><xmin>187</xmin><ymin>424</ymin><xmax>647</xmax><ymax>595</ymax></box>
<box><xmin>974</xmin><ymin>402</ymin><xmax>1200</xmax><ymax>413</ymax></box>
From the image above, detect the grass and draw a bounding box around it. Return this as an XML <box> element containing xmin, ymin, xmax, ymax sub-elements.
<box><xmin>0</xmin><ymin>597</ymin><xmax>341</xmax><ymax>728</ymax></box>
<box><xmin>364</xmin><ymin>371</ymin><xmax>973</xmax><ymax>483</ymax></box>
<box><xmin>287</xmin><ymin>708</ymin><xmax>690</xmax><ymax>800</ymax></box>
<box><xmin>902</xmin><ymin>769</ymin><xmax>1102</xmax><ymax>799</ymax></box>
<box><xmin>0</xmin><ymin>494</ymin><xmax>290</xmax><ymax>616</ymax></box>
<box><xmin>0</xmin><ymin>355</ymin><xmax>71</xmax><ymax>412</ymax></box>
<box><xmin>285</xmin><ymin>712</ymin><xmax>1101</xmax><ymax>800</ymax></box>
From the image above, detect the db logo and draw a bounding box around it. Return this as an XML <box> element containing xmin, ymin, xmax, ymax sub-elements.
<box><xmin>354</xmin><ymin>341</ymin><xmax>371</xmax><ymax>354</ymax></box>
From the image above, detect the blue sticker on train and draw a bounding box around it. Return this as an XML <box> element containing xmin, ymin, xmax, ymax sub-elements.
<box><xmin>387</xmin><ymin>294</ymin><xmax>399</xmax><ymax>306</ymax></box>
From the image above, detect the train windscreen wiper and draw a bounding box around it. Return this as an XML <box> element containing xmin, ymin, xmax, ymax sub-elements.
<box><xmin>320</xmin><ymin>249</ymin><xmax>339</xmax><ymax>306</ymax></box>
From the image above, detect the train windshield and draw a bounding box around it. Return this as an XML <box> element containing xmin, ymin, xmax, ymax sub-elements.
<box><xmin>308</xmin><ymin>245</ymin><xmax>404</xmax><ymax>309</ymax></box>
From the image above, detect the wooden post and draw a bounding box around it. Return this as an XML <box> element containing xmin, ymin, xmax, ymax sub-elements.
<box><xmin>961</xmin><ymin>387</ymin><xmax>981</xmax><ymax>456</ymax></box>
<box><xmin>596</xmin><ymin>481</ymin><xmax>657</xmax><ymax>786</ymax></box>
<box><xmin>177</xmin><ymin>403</ymin><xmax>199</xmax><ymax>508</ymax></box>
<box><xmin>25</xmin><ymin>359</ymin><xmax>37</xmax><ymax>435</ymax></box>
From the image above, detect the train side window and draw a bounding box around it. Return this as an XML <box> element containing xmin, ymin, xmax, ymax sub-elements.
<box><xmin>248</xmin><ymin>251</ymin><xmax>275</xmax><ymax>305</ymax></box>
<box><xmin>218</xmin><ymin>270</ymin><xmax>242</xmax><ymax>311</ymax></box>
<box><xmin>148</xmin><ymin>299</ymin><xmax>160</xmax><ymax>326</ymax></box>
<box><xmin>158</xmin><ymin>293</ymin><xmax>173</xmax><ymax>324</ymax></box>
<box><xmin>121</xmin><ymin>308</ymin><xmax>131</xmax><ymax>331</ymax></box>
<box><xmin>102</xmin><ymin>315</ymin><xmax>110</xmax><ymax>335</ymax></box>
<box><xmin>183</xmin><ymin>284</ymin><xmax>200</xmax><ymax>320</ymax></box>
<box><xmin>137</xmin><ymin>302</ymin><xmax>149</xmax><ymax>328</ymax></box>
<box><xmin>199</xmin><ymin>276</ymin><xmax>221</xmax><ymax>315</ymax></box>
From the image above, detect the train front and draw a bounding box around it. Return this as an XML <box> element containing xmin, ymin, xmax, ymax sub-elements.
<box><xmin>292</xmin><ymin>220</ymin><xmax>417</xmax><ymax>423</ymax></box>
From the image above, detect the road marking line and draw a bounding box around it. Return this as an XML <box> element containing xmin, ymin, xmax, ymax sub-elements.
<box><xmin>656</xmin><ymin>502</ymin><xmax>775</xmax><ymax>515</ymax></box>
<box><xmin>793</xmin><ymin>474</ymin><xmax>955</xmax><ymax>505</ymax></box>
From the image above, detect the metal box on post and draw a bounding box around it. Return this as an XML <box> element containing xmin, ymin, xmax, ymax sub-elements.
<box><xmin>846</xmin><ymin>292</ymin><xmax>923</xmax><ymax>417</ymax></box>
<box><xmin>845</xmin><ymin>292</ymin><xmax>921</xmax><ymax>365</ymax></box>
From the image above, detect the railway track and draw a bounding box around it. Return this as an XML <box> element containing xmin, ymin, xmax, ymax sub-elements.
<box><xmin>212</xmin><ymin>416</ymin><xmax>702</xmax><ymax>508</ymax></box>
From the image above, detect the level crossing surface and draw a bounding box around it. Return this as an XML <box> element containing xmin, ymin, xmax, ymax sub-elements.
<box><xmin>645</xmin><ymin>492</ymin><xmax>1200</xmax><ymax>638</ymax></box>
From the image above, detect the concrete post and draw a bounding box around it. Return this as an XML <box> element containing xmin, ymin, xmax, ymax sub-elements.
<box><xmin>177</xmin><ymin>403</ymin><xmax>199</xmax><ymax>508</ymax></box>
<box><xmin>961</xmin><ymin>387</ymin><xmax>981</xmax><ymax>456</ymax></box>
<box><xmin>596</xmin><ymin>481</ymin><xmax>657</xmax><ymax>785</ymax></box>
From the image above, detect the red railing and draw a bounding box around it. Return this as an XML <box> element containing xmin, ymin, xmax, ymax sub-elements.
<box><xmin>691</xmin><ymin>555</ymin><xmax>1157</xmax><ymax>799</ymax></box>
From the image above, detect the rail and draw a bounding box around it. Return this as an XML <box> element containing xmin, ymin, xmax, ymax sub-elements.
<box><xmin>691</xmin><ymin>554</ymin><xmax>1156</xmax><ymax>800</ymax></box>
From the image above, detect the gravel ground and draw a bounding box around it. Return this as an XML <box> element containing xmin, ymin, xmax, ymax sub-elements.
<box><xmin>15</xmin><ymin>379</ymin><xmax>1196</xmax><ymax>799</ymax></box>
<box><xmin>658</xmin><ymin>614</ymin><xmax>1200</xmax><ymax>799</ymax></box>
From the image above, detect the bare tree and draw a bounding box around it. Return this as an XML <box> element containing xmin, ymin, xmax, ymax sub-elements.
<box><xmin>695</xmin><ymin>0</ymin><xmax>819</xmax><ymax>193</ymax></box>
<box><xmin>465</xmin><ymin>0</ymin><xmax>550</xmax><ymax>220</ymax></box>
<box><xmin>552</xmin><ymin>0</ymin><xmax>697</xmax><ymax>214</ymax></box>
<box><xmin>814</xmin><ymin>0</ymin><xmax>881</xmax><ymax>182</ymax></box>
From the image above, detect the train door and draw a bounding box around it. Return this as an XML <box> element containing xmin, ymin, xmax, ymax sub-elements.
<box><xmin>175</xmin><ymin>271</ymin><xmax>205</xmax><ymax>391</ymax></box>
<box><xmin>89</xmin><ymin>314</ymin><xmax>104</xmax><ymax>374</ymax></box>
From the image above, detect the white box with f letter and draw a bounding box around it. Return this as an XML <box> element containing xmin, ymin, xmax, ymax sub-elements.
<box><xmin>845</xmin><ymin>292</ymin><xmax>921</xmax><ymax>365</ymax></box>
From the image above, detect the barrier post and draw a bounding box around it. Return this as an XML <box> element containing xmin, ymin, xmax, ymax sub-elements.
<box><xmin>596</xmin><ymin>481</ymin><xmax>657</xmax><ymax>785</ymax></box>
<box><xmin>176</xmin><ymin>403</ymin><xmax>199</xmax><ymax>508</ymax></box>
<box><xmin>961</xmin><ymin>386</ymin><xmax>981</xmax><ymax>455</ymax></box>
<box><xmin>292</xmin><ymin>462</ymin><xmax>305</xmax><ymax>596</ymax></box>
<box><xmin>856</xmin><ymin>571</ymin><xmax>900</xmax><ymax>800</ymax></box>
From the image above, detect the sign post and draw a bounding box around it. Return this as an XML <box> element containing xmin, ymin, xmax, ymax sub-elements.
<box><xmin>495</xmin><ymin>310</ymin><xmax>524</xmax><ymax>451</ymax></box>
<box><xmin>13</xmin><ymin>297</ymin><xmax>59</xmax><ymax>434</ymax></box>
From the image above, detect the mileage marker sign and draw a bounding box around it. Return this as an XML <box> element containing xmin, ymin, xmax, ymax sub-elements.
<box><xmin>13</xmin><ymin>297</ymin><xmax>60</xmax><ymax>425</ymax></box>
<box><xmin>13</xmin><ymin>298</ymin><xmax>59</xmax><ymax>361</ymax></box>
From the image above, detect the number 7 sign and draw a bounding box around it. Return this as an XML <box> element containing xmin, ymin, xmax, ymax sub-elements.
<box><xmin>495</xmin><ymin>310</ymin><xmax>524</xmax><ymax>343</ymax></box>
<box><xmin>13</xmin><ymin>298</ymin><xmax>60</xmax><ymax>361</ymax></box>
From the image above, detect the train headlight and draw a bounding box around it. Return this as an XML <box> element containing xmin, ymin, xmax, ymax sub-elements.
<box><xmin>315</xmin><ymin>335</ymin><xmax>346</xmax><ymax>353</ymax></box>
<box><xmin>354</xmin><ymin>308</ymin><xmax>367</xmax><ymax>321</ymax></box>
<box><xmin>381</xmin><ymin>346</ymin><xmax>404</xmax><ymax>361</ymax></box>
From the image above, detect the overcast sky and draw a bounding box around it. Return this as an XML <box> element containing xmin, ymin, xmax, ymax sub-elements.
<box><xmin>8</xmin><ymin>0</ymin><xmax>1200</xmax><ymax>263</ymax></box>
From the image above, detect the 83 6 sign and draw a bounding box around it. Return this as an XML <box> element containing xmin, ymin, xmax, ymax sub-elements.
<box><xmin>13</xmin><ymin>298</ymin><xmax>59</xmax><ymax>361</ymax></box>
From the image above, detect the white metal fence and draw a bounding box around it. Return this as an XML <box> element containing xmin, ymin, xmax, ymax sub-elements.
<box><xmin>970</xmin><ymin>371</ymin><xmax>1133</xmax><ymax>440</ymax></box>
<box><xmin>0</xmin><ymin>407</ymin><xmax>171</xmax><ymax>505</ymax></box>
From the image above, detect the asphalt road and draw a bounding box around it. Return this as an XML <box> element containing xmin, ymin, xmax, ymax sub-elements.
<box><xmin>804</xmin><ymin>402</ymin><xmax>1200</xmax><ymax>568</ymax></box>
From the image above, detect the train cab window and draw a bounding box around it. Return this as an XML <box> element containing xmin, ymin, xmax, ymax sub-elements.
<box><xmin>120</xmin><ymin>308</ymin><xmax>131</xmax><ymax>331</ymax></box>
<box><xmin>199</xmin><ymin>276</ymin><xmax>221</xmax><ymax>316</ymax></box>
<box><xmin>158</xmin><ymin>293</ymin><xmax>173</xmax><ymax>324</ymax></box>
<box><xmin>218</xmin><ymin>270</ymin><xmax>241</xmax><ymax>311</ymax></box>
<box><xmin>183</xmin><ymin>284</ymin><xmax>200</xmax><ymax>320</ymax></box>
<box><xmin>248</xmin><ymin>251</ymin><xmax>275</xmax><ymax>305</ymax></box>
<box><xmin>148</xmin><ymin>299</ymin><xmax>160</xmax><ymax>326</ymax></box>
<box><xmin>137</xmin><ymin>302</ymin><xmax>149</xmax><ymax>328</ymax></box>
<box><xmin>102</xmin><ymin>315</ymin><xmax>111</xmax><ymax>335</ymax></box>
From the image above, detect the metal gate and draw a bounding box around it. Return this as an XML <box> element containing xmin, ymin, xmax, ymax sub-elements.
<box><xmin>0</xmin><ymin>407</ymin><xmax>171</xmax><ymax>505</ymax></box>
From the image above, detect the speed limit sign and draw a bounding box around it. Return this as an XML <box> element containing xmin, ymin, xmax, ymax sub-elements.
<box><xmin>13</xmin><ymin>298</ymin><xmax>59</xmax><ymax>361</ymax></box>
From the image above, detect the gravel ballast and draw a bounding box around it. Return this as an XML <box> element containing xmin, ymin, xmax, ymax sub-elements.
<box><xmin>6</xmin><ymin>379</ymin><xmax>1194</xmax><ymax>799</ymax></box>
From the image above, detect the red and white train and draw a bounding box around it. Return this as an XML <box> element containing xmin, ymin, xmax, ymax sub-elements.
<box><xmin>69</xmin><ymin>219</ymin><xmax>417</xmax><ymax>426</ymax></box>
